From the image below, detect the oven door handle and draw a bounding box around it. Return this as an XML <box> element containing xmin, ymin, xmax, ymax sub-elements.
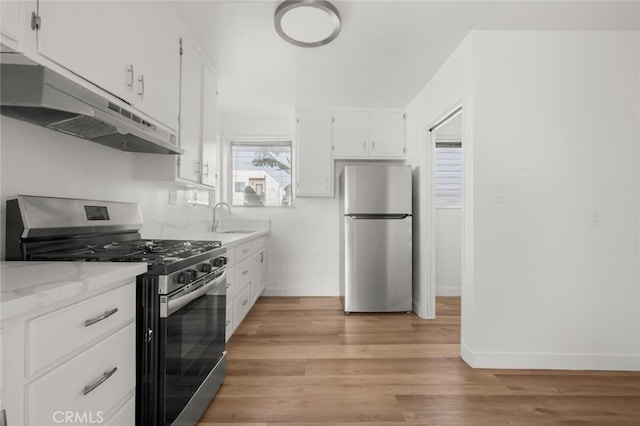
<box><xmin>165</xmin><ymin>270</ymin><xmax>226</xmax><ymax>317</ymax></box>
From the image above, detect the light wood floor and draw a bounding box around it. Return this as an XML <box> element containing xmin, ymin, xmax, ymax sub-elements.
<box><xmin>198</xmin><ymin>297</ymin><xmax>640</xmax><ymax>425</ymax></box>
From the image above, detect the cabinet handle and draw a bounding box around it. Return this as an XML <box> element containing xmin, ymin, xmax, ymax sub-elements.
<box><xmin>242</xmin><ymin>270</ymin><xmax>249</xmax><ymax>275</ymax></box>
<box><xmin>324</xmin><ymin>178</ymin><xmax>328</xmax><ymax>190</ymax></box>
<box><xmin>372</xmin><ymin>140</ymin><xmax>376</xmax><ymax>151</ymax></box>
<box><xmin>242</xmin><ymin>299</ymin><xmax>248</xmax><ymax>306</ymax></box>
<box><xmin>363</xmin><ymin>141</ymin><xmax>367</xmax><ymax>151</ymax></box>
<box><xmin>83</xmin><ymin>367</ymin><xmax>117</xmax><ymax>396</ymax></box>
<box><xmin>85</xmin><ymin>308</ymin><xmax>118</xmax><ymax>327</ymax></box>
<box><xmin>138</xmin><ymin>74</ymin><xmax>145</xmax><ymax>98</ymax></box>
<box><xmin>260</xmin><ymin>252</ymin><xmax>264</xmax><ymax>263</ymax></box>
<box><xmin>127</xmin><ymin>65</ymin><xmax>134</xmax><ymax>88</ymax></box>
<box><xmin>203</xmin><ymin>163</ymin><xmax>209</xmax><ymax>177</ymax></box>
<box><xmin>225</xmin><ymin>320</ymin><xmax>231</xmax><ymax>326</ymax></box>
<box><xmin>242</xmin><ymin>249</ymin><xmax>249</xmax><ymax>254</ymax></box>
<box><xmin>226</xmin><ymin>282</ymin><xmax>232</xmax><ymax>288</ymax></box>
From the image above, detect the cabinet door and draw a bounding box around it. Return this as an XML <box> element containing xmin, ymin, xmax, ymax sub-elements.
<box><xmin>296</xmin><ymin>111</ymin><xmax>334</xmax><ymax>196</ymax></box>
<box><xmin>369</xmin><ymin>112</ymin><xmax>406</xmax><ymax>158</ymax></box>
<box><xmin>251</xmin><ymin>251</ymin><xmax>266</xmax><ymax>304</ymax></box>
<box><xmin>35</xmin><ymin>1</ymin><xmax>180</xmax><ymax>130</ymax></box>
<box><xmin>37</xmin><ymin>1</ymin><xmax>136</xmax><ymax>103</ymax></box>
<box><xmin>0</xmin><ymin>0</ymin><xmax>21</xmax><ymax>51</ymax></box>
<box><xmin>332</xmin><ymin>112</ymin><xmax>369</xmax><ymax>159</ymax></box>
<box><xmin>201</xmin><ymin>65</ymin><xmax>218</xmax><ymax>188</ymax></box>
<box><xmin>132</xmin><ymin>3</ymin><xmax>181</xmax><ymax>130</ymax></box>
<box><xmin>178</xmin><ymin>36</ymin><xmax>204</xmax><ymax>184</ymax></box>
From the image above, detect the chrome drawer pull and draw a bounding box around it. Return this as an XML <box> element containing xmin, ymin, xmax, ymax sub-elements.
<box><xmin>83</xmin><ymin>367</ymin><xmax>117</xmax><ymax>396</ymax></box>
<box><xmin>242</xmin><ymin>270</ymin><xmax>249</xmax><ymax>275</ymax></box>
<box><xmin>225</xmin><ymin>320</ymin><xmax>231</xmax><ymax>326</ymax></box>
<box><xmin>85</xmin><ymin>308</ymin><xmax>118</xmax><ymax>327</ymax></box>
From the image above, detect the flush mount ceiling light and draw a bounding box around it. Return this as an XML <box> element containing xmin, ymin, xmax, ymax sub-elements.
<box><xmin>274</xmin><ymin>0</ymin><xmax>341</xmax><ymax>48</ymax></box>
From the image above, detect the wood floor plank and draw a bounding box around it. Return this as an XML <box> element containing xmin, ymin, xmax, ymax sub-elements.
<box><xmin>198</xmin><ymin>296</ymin><xmax>640</xmax><ymax>425</ymax></box>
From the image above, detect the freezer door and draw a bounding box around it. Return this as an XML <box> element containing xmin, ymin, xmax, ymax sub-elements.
<box><xmin>343</xmin><ymin>165</ymin><xmax>412</xmax><ymax>215</ymax></box>
<box><xmin>345</xmin><ymin>216</ymin><xmax>412</xmax><ymax>312</ymax></box>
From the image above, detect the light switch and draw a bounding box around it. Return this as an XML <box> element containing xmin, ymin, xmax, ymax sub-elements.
<box><xmin>589</xmin><ymin>208</ymin><xmax>601</xmax><ymax>227</ymax></box>
<box><xmin>516</xmin><ymin>152</ymin><xmax>528</xmax><ymax>171</ymax></box>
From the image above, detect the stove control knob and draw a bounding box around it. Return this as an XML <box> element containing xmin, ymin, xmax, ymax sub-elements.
<box><xmin>211</xmin><ymin>257</ymin><xmax>227</xmax><ymax>268</ymax></box>
<box><xmin>177</xmin><ymin>272</ymin><xmax>187</xmax><ymax>284</ymax></box>
<box><xmin>185</xmin><ymin>269</ymin><xmax>197</xmax><ymax>282</ymax></box>
<box><xmin>199</xmin><ymin>263</ymin><xmax>213</xmax><ymax>274</ymax></box>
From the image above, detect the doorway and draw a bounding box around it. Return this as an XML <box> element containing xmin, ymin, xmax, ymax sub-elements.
<box><xmin>428</xmin><ymin>107</ymin><xmax>463</xmax><ymax>316</ymax></box>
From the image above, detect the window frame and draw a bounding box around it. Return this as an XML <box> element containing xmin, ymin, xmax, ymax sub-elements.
<box><xmin>226</xmin><ymin>137</ymin><xmax>294</xmax><ymax>208</ymax></box>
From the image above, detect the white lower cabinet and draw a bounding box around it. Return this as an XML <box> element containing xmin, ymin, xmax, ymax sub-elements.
<box><xmin>3</xmin><ymin>280</ymin><xmax>136</xmax><ymax>426</ymax></box>
<box><xmin>27</xmin><ymin>323</ymin><xmax>135</xmax><ymax>426</ymax></box>
<box><xmin>225</xmin><ymin>234</ymin><xmax>269</xmax><ymax>340</ymax></box>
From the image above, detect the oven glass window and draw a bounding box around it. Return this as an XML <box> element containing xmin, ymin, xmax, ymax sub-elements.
<box><xmin>163</xmin><ymin>288</ymin><xmax>225</xmax><ymax>423</ymax></box>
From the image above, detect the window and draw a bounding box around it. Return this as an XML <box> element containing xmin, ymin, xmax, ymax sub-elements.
<box><xmin>229</xmin><ymin>140</ymin><xmax>292</xmax><ymax>207</ymax></box>
<box><xmin>435</xmin><ymin>140</ymin><xmax>462</xmax><ymax>207</ymax></box>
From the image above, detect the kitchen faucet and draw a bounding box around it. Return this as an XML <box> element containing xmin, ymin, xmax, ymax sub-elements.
<box><xmin>211</xmin><ymin>202</ymin><xmax>232</xmax><ymax>232</ymax></box>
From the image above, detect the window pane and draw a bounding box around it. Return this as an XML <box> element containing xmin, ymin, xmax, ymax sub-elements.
<box><xmin>435</xmin><ymin>145</ymin><xmax>462</xmax><ymax>207</ymax></box>
<box><xmin>230</xmin><ymin>142</ymin><xmax>292</xmax><ymax>207</ymax></box>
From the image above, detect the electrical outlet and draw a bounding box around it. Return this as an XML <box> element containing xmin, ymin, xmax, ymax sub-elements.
<box><xmin>493</xmin><ymin>184</ymin><xmax>504</xmax><ymax>203</ymax></box>
<box><xmin>169</xmin><ymin>190</ymin><xmax>178</xmax><ymax>205</ymax></box>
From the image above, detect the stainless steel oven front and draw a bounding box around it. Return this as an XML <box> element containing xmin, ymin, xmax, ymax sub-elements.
<box><xmin>157</xmin><ymin>266</ymin><xmax>227</xmax><ymax>425</ymax></box>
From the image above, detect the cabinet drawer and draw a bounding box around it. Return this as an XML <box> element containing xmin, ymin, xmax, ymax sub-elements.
<box><xmin>235</xmin><ymin>258</ymin><xmax>251</xmax><ymax>290</ymax></box>
<box><xmin>233</xmin><ymin>285</ymin><xmax>252</xmax><ymax>327</ymax></box>
<box><xmin>27</xmin><ymin>283</ymin><xmax>135</xmax><ymax>375</ymax></box>
<box><xmin>235</xmin><ymin>242</ymin><xmax>252</xmax><ymax>262</ymax></box>
<box><xmin>252</xmin><ymin>236</ymin><xmax>267</xmax><ymax>251</ymax></box>
<box><xmin>225</xmin><ymin>302</ymin><xmax>233</xmax><ymax>342</ymax></box>
<box><xmin>26</xmin><ymin>323</ymin><xmax>136</xmax><ymax>426</ymax></box>
<box><xmin>225</xmin><ymin>247</ymin><xmax>236</xmax><ymax>267</ymax></box>
<box><xmin>225</xmin><ymin>266</ymin><xmax>236</xmax><ymax>301</ymax></box>
<box><xmin>103</xmin><ymin>394</ymin><xmax>134</xmax><ymax>426</ymax></box>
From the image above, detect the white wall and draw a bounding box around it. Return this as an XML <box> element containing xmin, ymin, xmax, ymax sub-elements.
<box><xmin>466</xmin><ymin>31</ymin><xmax>640</xmax><ymax>370</ymax></box>
<box><xmin>405</xmin><ymin>35</ymin><xmax>474</xmax><ymax>319</ymax></box>
<box><xmin>0</xmin><ymin>116</ymin><xmax>213</xmax><ymax>259</ymax></box>
<box><xmin>219</xmin><ymin>110</ymin><xmax>342</xmax><ymax>296</ymax></box>
<box><xmin>409</xmin><ymin>30</ymin><xmax>640</xmax><ymax>370</ymax></box>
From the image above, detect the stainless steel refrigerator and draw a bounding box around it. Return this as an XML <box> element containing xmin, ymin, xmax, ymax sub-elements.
<box><xmin>340</xmin><ymin>165</ymin><xmax>412</xmax><ymax>313</ymax></box>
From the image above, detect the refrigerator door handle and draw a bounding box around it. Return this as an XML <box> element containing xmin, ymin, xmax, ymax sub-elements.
<box><xmin>346</xmin><ymin>214</ymin><xmax>410</xmax><ymax>220</ymax></box>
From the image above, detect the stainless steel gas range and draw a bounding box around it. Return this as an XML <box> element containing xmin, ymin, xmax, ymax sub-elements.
<box><xmin>6</xmin><ymin>195</ymin><xmax>227</xmax><ymax>426</ymax></box>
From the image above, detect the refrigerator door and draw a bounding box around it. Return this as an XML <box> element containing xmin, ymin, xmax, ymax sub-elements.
<box><xmin>344</xmin><ymin>165</ymin><xmax>412</xmax><ymax>215</ymax></box>
<box><xmin>345</xmin><ymin>216</ymin><xmax>412</xmax><ymax>312</ymax></box>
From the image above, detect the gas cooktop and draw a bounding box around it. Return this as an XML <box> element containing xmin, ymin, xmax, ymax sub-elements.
<box><xmin>30</xmin><ymin>239</ymin><xmax>222</xmax><ymax>264</ymax></box>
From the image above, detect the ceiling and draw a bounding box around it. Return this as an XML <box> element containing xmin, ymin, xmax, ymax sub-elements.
<box><xmin>168</xmin><ymin>1</ymin><xmax>640</xmax><ymax>115</ymax></box>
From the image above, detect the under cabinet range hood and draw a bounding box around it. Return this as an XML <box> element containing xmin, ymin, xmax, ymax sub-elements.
<box><xmin>0</xmin><ymin>63</ymin><xmax>183</xmax><ymax>155</ymax></box>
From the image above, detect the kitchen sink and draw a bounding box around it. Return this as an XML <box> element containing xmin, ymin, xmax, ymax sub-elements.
<box><xmin>218</xmin><ymin>230</ymin><xmax>255</xmax><ymax>234</ymax></box>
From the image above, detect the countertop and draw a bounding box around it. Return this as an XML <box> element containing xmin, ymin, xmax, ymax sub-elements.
<box><xmin>208</xmin><ymin>229</ymin><xmax>269</xmax><ymax>247</ymax></box>
<box><xmin>0</xmin><ymin>261</ymin><xmax>148</xmax><ymax>320</ymax></box>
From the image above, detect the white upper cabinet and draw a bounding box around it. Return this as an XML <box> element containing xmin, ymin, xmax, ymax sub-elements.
<box><xmin>135</xmin><ymin>35</ymin><xmax>218</xmax><ymax>189</ymax></box>
<box><xmin>332</xmin><ymin>111</ymin><xmax>406</xmax><ymax>159</ymax></box>
<box><xmin>0</xmin><ymin>0</ymin><xmax>21</xmax><ymax>51</ymax></box>
<box><xmin>34</xmin><ymin>1</ymin><xmax>180</xmax><ymax>130</ymax></box>
<box><xmin>332</xmin><ymin>112</ymin><xmax>370</xmax><ymax>158</ymax></box>
<box><xmin>178</xmin><ymin>35</ymin><xmax>204</xmax><ymax>184</ymax></box>
<box><xmin>296</xmin><ymin>111</ymin><xmax>334</xmax><ymax>197</ymax></box>
<box><xmin>201</xmin><ymin>64</ymin><xmax>219</xmax><ymax>188</ymax></box>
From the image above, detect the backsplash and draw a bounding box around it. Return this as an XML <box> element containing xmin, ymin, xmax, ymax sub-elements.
<box><xmin>0</xmin><ymin>116</ymin><xmax>212</xmax><ymax>259</ymax></box>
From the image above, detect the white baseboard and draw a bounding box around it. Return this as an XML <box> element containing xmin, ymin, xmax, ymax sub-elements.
<box><xmin>262</xmin><ymin>286</ymin><xmax>339</xmax><ymax>297</ymax></box>
<box><xmin>461</xmin><ymin>343</ymin><xmax>640</xmax><ymax>371</ymax></box>
<box><xmin>436</xmin><ymin>285</ymin><xmax>461</xmax><ymax>296</ymax></box>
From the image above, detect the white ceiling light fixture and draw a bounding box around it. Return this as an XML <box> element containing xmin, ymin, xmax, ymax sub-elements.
<box><xmin>275</xmin><ymin>0</ymin><xmax>341</xmax><ymax>48</ymax></box>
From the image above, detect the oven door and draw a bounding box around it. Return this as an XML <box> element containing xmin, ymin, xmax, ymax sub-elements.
<box><xmin>159</xmin><ymin>269</ymin><xmax>227</xmax><ymax>426</ymax></box>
